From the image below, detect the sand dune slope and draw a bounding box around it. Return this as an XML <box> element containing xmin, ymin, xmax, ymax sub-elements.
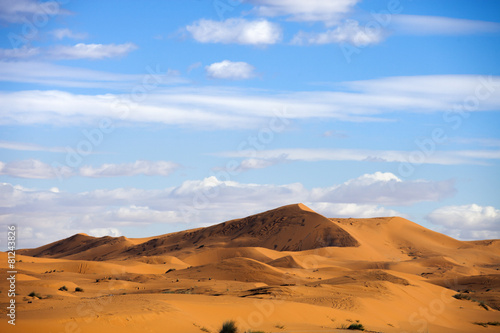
<box><xmin>6</xmin><ymin>204</ymin><xmax>500</xmax><ymax>333</ymax></box>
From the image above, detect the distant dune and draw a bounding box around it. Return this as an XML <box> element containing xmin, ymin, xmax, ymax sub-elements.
<box><xmin>3</xmin><ymin>203</ymin><xmax>500</xmax><ymax>333</ymax></box>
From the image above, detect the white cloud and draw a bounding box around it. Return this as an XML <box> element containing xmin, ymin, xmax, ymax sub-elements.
<box><xmin>0</xmin><ymin>159</ymin><xmax>179</xmax><ymax>179</ymax></box>
<box><xmin>0</xmin><ymin>75</ymin><xmax>499</xmax><ymax>128</ymax></box>
<box><xmin>47</xmin><ymin>43</ymin><xmax>137</xmax><ymax>60</ymax></box>
<box><xmin>206</xmin><ymin>60</ymin><xmax>256</xmax><ymax>80</ymax></box>
<box><xmin>392</xmin><ymin>15</ymin><xmax>500</xmax><ymax>35</ymax></box>
<box><xmin>450</xmin><ymin>138</ymin><xmax>500</xmax><ymax>148</ymax></box>
<box><xmin>0</xmin><ymin>140</ymin><xmax>66</xmax><ymax>153</ymax></box>
<box><xmin>186</xmin><ymin>18</ymin><xmax>282</xmax><ymax>45</ymax></box>
<box><xmin>311</xmin><ymin>172</ymin><xmax>455</xmax><ymax>206</ymax></box>
<box><xmin>0</xmin><ymin>61</ymin><xmax>186</xmax><ymax>90</ymax></box>
<box><xmin>0</xmin><ymin>46</ymin><xmax>40</xmax><ymax>59</ymax></box>
<box><xmin>50</xmin><ymin>28</ymin><xmax>88</xmax><ymax>40</ymax></box>
<box><xmin>427</xmin><ymin>204</ymin><xmax>500</xmax><ymax>240</ymax></box>
<box><xmin>89</xmin><ymin>227</ymin><xmax>121</xmax><ymax>238</ymax></box>
<box><xmin>79</xmin><ymin>161</ymin><xmax>180</xmax><ymax>178</ymax></box>
<box><xmin>0</xmin><ymin>172</ymin><xmax>456</xmax><ymax>247</ymax></box>
<box><xmin>248</xmin><ymin>0</ymin><xmax>359</xmax><ymax>25</ymax></box>
<box><xmin>292</xmin><ymin>20</ymin><xmax>384</xmax><ymax>46</ymax></box>
<box><xmin>217</xmin><ymin>148</ymin><xmax>500</xmax><ymax>166</ymax></box>
<box><xmin>308</xmin><ymin>202</ymin><xmax>401</xmax><ymax>219</ymax></box>
<box><xmin>0</xmin><ymin>159</ymin><xmax>73</xmax><ymax>179</ymax></box>
<box><xmin>0</xmin><ymin>0</ymin><xmax>70</xmax><ymax>23</ymax></box>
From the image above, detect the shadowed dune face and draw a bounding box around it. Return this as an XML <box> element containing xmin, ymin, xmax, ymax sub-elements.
<box><xmin>8</xmin><ymin>204</ymin><xmax>500</xmax><ymax>333</ymax></box>
<box><xmin>20</xmin><ymin>203</ymin><xmax>359</xmax><ymax>260</ymax></box>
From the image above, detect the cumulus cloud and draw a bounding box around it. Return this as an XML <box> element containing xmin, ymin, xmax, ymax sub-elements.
<box><xmin>50</xmin><ymin>28</ymin><xmax>88</xmax><ymax>40</ymax></box>
<box><xmin>0</xmin><ymin>172</ymin><xmax>458</xmax><ymax>247</ymax></box>
<box><xmin>206</xmin><ymin>60</ymin><xmax>256</xmax><ymax>80</ymax></box>
<box><xmin>310</xmin><ymin>172</ymin><xmax>455</xmax><ymax>206</ymax></box>
<box><xmin>248</xmin><ymin>0</ymin><xmax>359</xmax><ymax>25</ymax></box>
<box><xmin>79</xmin><ymin>161</ymin><xmax>180</xmax><ymax>178</ymax></box>
<box><xmin>308</xmin><ymin>202</ymin><xmax>400</xmax><ymax>219</ymax></box>
<box><xmin>427</xmin><ymin>204</ymin><xmax>500</xmax><ymax>240</ymax></box>
<box><xmin>47</xmin><ymin>43</ymin><xmax>137</xmax><ymax>60</ymax></box>
<box><xmin>292</xmin><ymin>20</ymin><xmax>384</xmax><ymax>46</ymax></box>
<box><xmin>186</xmin><ymin>18</ymin><xmax>282</xmax><ymax>45</ymax></box>
<box><xmin>89</xmin><ymin>227</ymin><xmax>121</xmax><ymax>237</ymax></box>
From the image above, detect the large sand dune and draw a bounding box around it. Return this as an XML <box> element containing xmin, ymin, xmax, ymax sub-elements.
<box><xmin>2</xmin><ymin>203</ymin><xmax>500</xmax><ymax>332</ymax></box>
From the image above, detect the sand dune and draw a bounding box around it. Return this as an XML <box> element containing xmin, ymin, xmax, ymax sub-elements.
<box><xmin>3</xmin><ymin>203</ymin><xmax>500</xmax><ymax>332</ymax></box>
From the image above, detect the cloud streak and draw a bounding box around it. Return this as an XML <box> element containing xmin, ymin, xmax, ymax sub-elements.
<box><xmin>216</xmin><ymin>148</ymin><xmax>500</xmax><ymax>166</ymax></box>
<box><xmin>0</xmin><ymin>75</ymin><xmax>499</xmax><ymax>128</ymax></box>
<box><xmin>248</xmin><ymin>0</ymin><xmax>360</xmax><ymax>26</ymax></box>
<box><xmin>0</xmin><ymin>159</ymin><xmax>180</xmax><ymax>179</ymax></box>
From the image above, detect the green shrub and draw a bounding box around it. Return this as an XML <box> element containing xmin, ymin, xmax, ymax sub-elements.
<box><xmin>28</xmin><ymin>291</ymin><xmax>41</xmax><ymax>298</ymax></box>
<box><xmin>347</xmin><ymin>323</ymin><xmax>365</xmax><ymax>330</ymax></box>
<box><xmin>220</xmin><ymin>320</ymin><xmax>238</xmax><ymax>333</ymax></box>
<box><xmin>452</xmin><ymin>293</ymin><xmax>471</xmax><ymax>300</ymax></box>
<box><xmin>58</xmin><ymin>286</ymin><xmax>68</xmax><ymax>291</ymax></box>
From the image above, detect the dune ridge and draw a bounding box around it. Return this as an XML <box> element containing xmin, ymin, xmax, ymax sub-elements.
<box><xmin>4</xmin><ymin>203</ymin><xmax>500</xmax><ymax>333</ymax></box>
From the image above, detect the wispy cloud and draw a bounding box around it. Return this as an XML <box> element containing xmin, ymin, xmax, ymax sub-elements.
<box><xmin>186</xmin><ymin>18</ymin><xmax>282</xmax><ymax>45</ymax></box>
<box><xmin>49</xmin><ymin>28</ymin><xmax>88</xmax><ymax>40</ymax></box>
<box><xmin>292</xmin><ymin>20</ymin><xmax>384</xmax><ymax>46</ymax></box>
<box><xmin>216</xmin><ymin>148</ymin><xmax>500</xmax><ymax>166</ymax></box>
<box><xmin>79</xmin><ymin>161</ymin><xmax>180</xmax><ymax>178</ymax></box>
<box><xmin>0</xmin><ymin>61</ymin><xmax>186</xmax><ymax>90</ymax></box>
<box><xmin>0</xmin><ymin>159</ymin><xmax>180</xmax><ymax>179</ymax></box>
<box><xmin>47</xmin><ymin>42</ymin><xmax>137</xmax><ymax>60</ymax></box>
<box><xmin>0</xmin><ymin>0</ymin><xmax>70</xmax><ymax>23</ymax></box>
<box><xmin>0</xmin><ymin>159</ymin><xmax>73</xmax><ymax>179</ymax></box>
<box><xmin>0</xmin><ymin>75</ymin><xmax>498</xmax><ymax>128</ymax></box>
<box><xmin>0</xmin><ymin>46</ymin><xmax>40</xmax><ymax>59</ymax></box>
<box><xmin>0</xmin><ymin>43</ymin><xmax>137</xmax><ymax>61</ymax></box>
<box><xmin>392</xmin><ymin>15</ymin><xmax>500</xmax><ymax>35</ymax></box>
<box><xmin>248</xmin><ymin>0</ymin><xmax>360</xmax><ymax>26</ymax></box>
<box><xmin>0</xmin><ymin>140</ymin><xmax>66</xmax><ymax>153</ymax></box>
<box><xmin>206</xmin><ymin>60</ymin><xmax>256</xmax><ymax>80</ymax></box>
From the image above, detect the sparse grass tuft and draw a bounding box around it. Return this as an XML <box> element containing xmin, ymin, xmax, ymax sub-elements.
<box><xmin>453</xmin><ymin>293</ymin><xmax>471</xmax><ymax>300</ymax></box>
<box><xmin>28</xmin><ymin>291</ymin><xmax>41</xmax><ymax>298</ymax></box>
<box><xmin>220</xmin><ymin>320</ymin><xmax>237</xmax><ymax>333</ymax></box>
<box><xmin>347</xmin><ymin>323</ymin><xmax>365</xmax><ymax>330</ymax></box>
<box><xmin>474</xmin><ymin>321</ymin><xmax>500</xmax><ymax>327</ymax></box>
<box><xmin>75</xmin><ymin>287</ymin><xmax>84</xmax><ymax>292</ymax></box>
<box><xmin>275</xmin><ymin>324</ymin><xmax>285</xmax><ymax>329</ymax></box>
<box><xmin>165</xmin><ymin>268</ymin><xmax>176</xmax><ymax>274</ymax></box>
<box><xmin>58</xmin><ymin>285</ymin><xmax>68</xmax><ymax>291</ymax></box>
<box><xmin>477</xmin><ymin>301</ymin><xmax>489</xmax><ymax>310</ymax></box>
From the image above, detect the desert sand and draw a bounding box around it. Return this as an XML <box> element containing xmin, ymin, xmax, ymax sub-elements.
<box><xmin>1</xmin><ymin>203</ymin><xmax>499</xmax><ymax>332</ymax></box>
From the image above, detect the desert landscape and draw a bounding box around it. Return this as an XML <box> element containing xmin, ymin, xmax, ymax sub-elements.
<box><xmin>1</xmin><ymin>204</ymin><xmax>499</xmax><ymax>333</ymax></box>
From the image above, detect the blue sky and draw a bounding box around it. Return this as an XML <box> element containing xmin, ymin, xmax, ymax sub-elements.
<box><xmin>0</xmin><ymin>0</ymin><xmax>499</xmax><ymax>248</ymax></box>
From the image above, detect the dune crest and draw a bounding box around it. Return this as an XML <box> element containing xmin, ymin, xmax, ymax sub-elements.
<box><xmin>9</xmin><ymin>204</ymin><xmax>500</xmax><ymax>333</ymax></box>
